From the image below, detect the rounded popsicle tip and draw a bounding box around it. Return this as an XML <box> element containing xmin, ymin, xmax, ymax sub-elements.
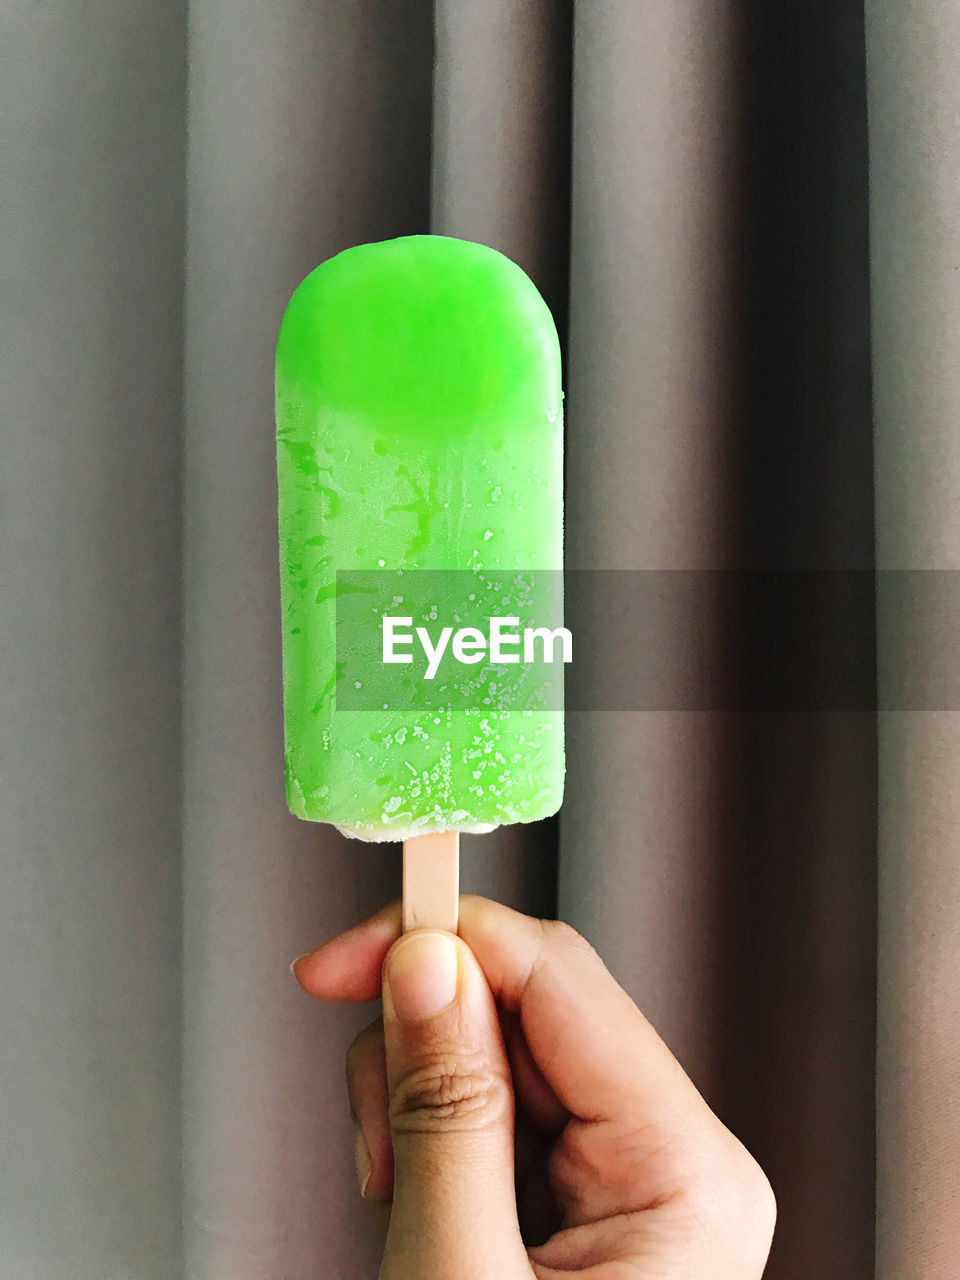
<box><xmin>276</xmin><ymin>235</ymin><xmax>561</xmax><ymax>436</ymax></box>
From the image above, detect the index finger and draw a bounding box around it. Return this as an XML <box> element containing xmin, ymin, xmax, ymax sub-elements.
<box><xmin>293</xmin><ymin>895</ymin><xmax>713</xmax><ymax>1134</ymax></box>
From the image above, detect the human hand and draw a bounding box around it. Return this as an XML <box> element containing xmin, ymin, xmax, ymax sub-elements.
<box><xmin>292</xmin><ymin>896</ymin><xmax>775</xmax><ymax>1279</ymax></box>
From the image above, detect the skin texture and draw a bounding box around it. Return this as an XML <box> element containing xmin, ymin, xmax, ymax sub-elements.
<box><xmin>293</xmin><ymin>896</ymin><xmax>776</xmax><ymax>1279</ymax></box>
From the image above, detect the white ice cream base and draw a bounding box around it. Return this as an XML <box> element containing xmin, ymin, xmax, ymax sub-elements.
<box><xmin>335</xmin><ymin>819</ymin><xmax>499</xmax><ymax>842</ymax></box>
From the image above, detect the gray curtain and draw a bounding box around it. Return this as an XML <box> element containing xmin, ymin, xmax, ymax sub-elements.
<box><xmin>1</xmin><ymin>2</ymin><xmax>957</xmax><ymax>1278</ymax></box>
<box><xmin>868</xmin><ymin>3</ymin><xmax>960</xmax><ymax>1277</ymax></box>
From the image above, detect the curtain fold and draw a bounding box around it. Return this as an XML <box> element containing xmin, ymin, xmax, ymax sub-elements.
<box><xmin>562</xmin><ymin>9</ymin><xmax>877</xmax><ymax>1280</ymax></box>
<box><xmin>430</xmin><ymin>0</ymin><xmax>573</xmax><ymax>922</ymax></box>
<box><xmin>866</xmin><ymin>3</ymin><xmax>960</xmax><ymax>1276</ymax></box>
<box><xmin>0</xmin><ymin>3</ymin><xmax>185</xmax><ymax>1275</ymax></box>
<box><xmin>562</xmin><ymin>0</ymin><xmax>745</xmax><ymax>1086</ymax></box>
<box><xmin>0</xmin><ymin>5</ymin><xmax>185</xmax><ymax>1274</ymax></box>
<box><xmin>182</xmin><ymin>4</ymin><xmax>433</xmax><ymax>1275</ymax></box>
<box><xmin>1</xmin><ymin>1</ymin><xmax>958</xmax><ymax>1277</ymax></box>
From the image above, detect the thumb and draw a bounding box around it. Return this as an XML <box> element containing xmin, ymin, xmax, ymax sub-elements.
<box><xmin>379</xmin><ymin>929</ymin><xmax>529</xmax><ymax>1279</ymax></box>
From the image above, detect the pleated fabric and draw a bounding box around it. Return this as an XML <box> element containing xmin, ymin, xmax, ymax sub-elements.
<box><xmin>867</xmin><ymin>3</ymin><xmax>960</xmax><ymax>1276</ymax></box>
<box><xmin>180</xmin><ymin>2</ymin><xmax>569</xmax><ymax>1275</ymax></box>
<box><xmin>0</xmin><ymin>3</ymin><xmax>185</xmax><ymax>1275</ymax></box>
<box><xmin>562</xmin><ymin>9</ymin><xmax>877</xmax><ymax>1280</ymax></box>
<box><xmin>1</xmin><ymin>1</ymin><xmax>957</xmax><ymax>1277</ymax></box>
<box><xmin>181</xmin><ymin>5</ymin><xmax>431</xmax><ymax>1275</ymax></box>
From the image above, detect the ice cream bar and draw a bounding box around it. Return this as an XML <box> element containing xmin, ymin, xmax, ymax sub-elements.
<box><xmin>275</xmin><ymin>234</ymin><xmax>564</xmax><ymax>853</ymax></box>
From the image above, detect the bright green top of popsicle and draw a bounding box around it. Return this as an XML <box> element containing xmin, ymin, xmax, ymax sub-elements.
<box><xmin>277</xmin><ymin>235</ymin><xmax>560</xmax><ymax>438</ymax></box>
<box><xmin>276</xmin><ymin>235</ymin><xmax>564</xmax><ymax>839</ymax></box>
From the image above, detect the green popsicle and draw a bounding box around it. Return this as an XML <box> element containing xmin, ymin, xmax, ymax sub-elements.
<box><xmin>275</xmin><ymin>234</ymin><xmax>564</xmax><ymax>841</ymax></box>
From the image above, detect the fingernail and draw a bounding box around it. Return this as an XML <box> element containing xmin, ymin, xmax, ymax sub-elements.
<box><xmin>290</xmin><ymin>953</ymin><xmax>311</xmax><ymax>980</ymax></box>
<box><xmin>354</xmin><ymin>1126</ymin><xmax>372</xmax><ymax>1197</ymax></box>
<box><xmin>385</xmin><ymin>932</ymin><xmax>459</xmax><ymax>1022</ymax></box>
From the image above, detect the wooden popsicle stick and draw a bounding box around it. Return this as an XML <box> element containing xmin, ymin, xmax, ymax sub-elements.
<box><xmin>402</xmin><ymin>830</ymin><xmax>460</xmax><ymax>933</ymax></box>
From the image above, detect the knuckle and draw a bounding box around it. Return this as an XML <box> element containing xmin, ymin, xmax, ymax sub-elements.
<box><xmin>686</xmin><ymin>1137</ymin><xmax>776</xmax><ymax>1265</ymax></box>
<box><xmin>389</xmin><ymin>1048</ymin><xmax>510</xmax><ymax>1135</ymax></box>
<box><xmin>726</xmin><ymin>1140</ymin><xmax>776</xmax><ymax>1226</ymax></box>
<box><xmin>741</xmin><ymin>1153</ymin><xmax>777</xmax><ymax>1239</ymax></box>
<box><xmin>538</xmin><ymin>916</ymin><xmax>596</xmax><ymax>960</ymax></box>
